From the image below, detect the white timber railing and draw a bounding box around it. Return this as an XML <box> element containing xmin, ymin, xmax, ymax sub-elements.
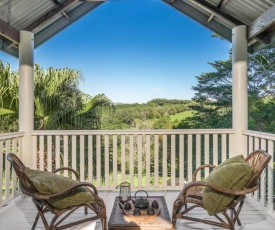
<box><xmin>0</xmin><ymin>132</ymin><xmax>24</xmax><ymax>206</ymax></box>
<box><xmin>1</xmin><ymin>129</ymin><xmax>274</xmax><ymax>212</ymax></box>
<box><xmin>243</xmin><ymin>130</ymin><xmax>275</xmax><ymax>211</ymax></box>
<box><xmin>31</xmin><ymin>129</ymin><xmax>235</xmax><ymax>191</ymax></box>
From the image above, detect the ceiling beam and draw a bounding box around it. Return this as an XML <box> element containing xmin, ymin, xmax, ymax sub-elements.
<box><xmin>186</xmin><ymin>0</ymin><xmax>268</xmax><ymax>44</ymax></box>
<box><xmin>186</xmin><ymin>0</ymin><xmax>243</xmax><ymax>26</ymax></box>
<box><xmin>163</xmin><ymin>0</ymin><xmax>232</xmax><ymax>41</ymax></box>
<box><xmin>0</xmin><ymin>18</ymin><xmax>19</xmax><ymax>44</ymax></box>
<box><xmin>34</xmin><ymin>2</ymin><xmax>102</xmax><ymax>48</ymax></box>
<box><xmin>248</xmin><ymin>5</ymin><xmax>275</xmax><ymax>40</ymax></box>
<box><xmin>24</xmin><ymin>0</ymin><xmax>79</xmax><ymax>32</ymax></box>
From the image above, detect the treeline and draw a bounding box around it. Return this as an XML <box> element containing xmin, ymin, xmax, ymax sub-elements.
<box><xmin>101</xmin><ymin>99</ymin><xmax>193</xmax><ymax>130</ymax></box>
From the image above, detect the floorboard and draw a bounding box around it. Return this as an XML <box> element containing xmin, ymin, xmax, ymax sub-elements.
<box><xmin>0</xmin><ymin>192</ymin><xmax>274</xmax><ymax>229</ymax></box>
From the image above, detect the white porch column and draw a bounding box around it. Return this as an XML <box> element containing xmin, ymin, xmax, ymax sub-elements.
<box><xmin>232</xmin><ymin>25</ymin><xmax>248</xmax><ymax>155</ymax></box>
<box><xmin>19</xmin><ymin>31</ymin><xmax>34</xmax><ymax>167</ymax></box>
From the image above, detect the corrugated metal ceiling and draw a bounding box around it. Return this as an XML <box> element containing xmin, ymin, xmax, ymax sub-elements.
<box><xmin>0</xmin><ymin>0</ymin><xmax>275</xmax><ymax>57</ymax></box>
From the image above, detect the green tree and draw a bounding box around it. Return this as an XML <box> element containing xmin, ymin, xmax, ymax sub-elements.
<box><xmin>175</xmin><ymin>45</ymin><xmax>275</xmax><ymax>133</ymax></box>
<box><xmin>0</xmin><ymin>62</ymin><xmax>113</xmax><ymax>132</ymax></box>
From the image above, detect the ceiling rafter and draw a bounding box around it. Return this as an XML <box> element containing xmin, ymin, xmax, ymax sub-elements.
<box><xmin>207</xmin><ymin>0</ymin><xmax>230</xmax><ymax>23</ymax></box>
<box><xmin>185</xmin><ymin>0</ymin><xmax>268</xmax><ymax>44</ymax></box>
<box><xmin>24</xmin><ymin>0</ymin><xmax>79</xmax><ymax>32</ymax></box>
<box><xmin>0</xmin><ymin>18</ymin><xmax>19</xmax><ymax>44</ymax></box>
<box><xmin>248</xmin><ymin>5</ymin><xmax>275</xmax><ymax>40</ymax></box>
<box><xmin>186</xmin><ymin>0</ymin><xmax>243</xmax><ymax>26</ymax></box>
<box><xmin>62</xmin><ymin>11</ymin><xmax>70</xmax><ymax>20</ymax></box>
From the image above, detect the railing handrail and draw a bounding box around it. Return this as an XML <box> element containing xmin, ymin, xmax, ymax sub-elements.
<box><xmin>0</xmin><ymin>132</ymin><xmax>24</xmax><ymax>140</ymax></box>
<box><xmin>31</xmin><ymin>128</ymin><xmax>235</xmax><ymax>136</ymax></box>
<box><xmin>243</xmin><ymin>130</ymin><xmax>275</xmax><ymax>141</ymax></box>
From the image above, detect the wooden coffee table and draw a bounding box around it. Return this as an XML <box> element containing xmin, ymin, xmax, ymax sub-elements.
<box><xmin>108</xmin><ymin>196</ymin><xmax>172</xmax><ymax>230</ymax></box>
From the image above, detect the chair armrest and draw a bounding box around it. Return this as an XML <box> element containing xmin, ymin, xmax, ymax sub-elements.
<box><xmin>52</xmin><ymin>167</ymin><xmax>80</xmax><ymax>181</ymax></box>
<box><xmin>180</xmin><ymin>181</ymin><xmax>258</xmax><ymax>201</ymax></box>
<box><xmin>24</xmin><ymin>182</ymin><xmax>99</xmax><ymax>201</ymax></box>
<box><xmin>48</xmin><ymin>182</ymin><xmax>99</xmax><ymax>199</ymax></box>
<box><xmin>192</xmin><ymin>164</ymin><xmax>216</xmax><ymax>181</ymax></box>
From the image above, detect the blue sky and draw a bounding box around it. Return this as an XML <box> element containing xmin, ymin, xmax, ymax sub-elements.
<box><xmin>0</xmin><ymin>0</ymin><xmax>231</xmax><ymax>103</ymax></box>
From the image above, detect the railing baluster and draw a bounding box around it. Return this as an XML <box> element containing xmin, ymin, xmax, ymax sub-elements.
<box><xmin>187</xmin><ymin>134</ymin><xmax>192</xmax><ymax>183</ymax></box>
<box><xmin>213</xmin><ymin>134</ymin><xmax>218</xmax><ymax>166</ymax></box>
<box><xmin>204</xmin><ymin>134</ymin><xmax>210</xmax><ymax>177</ymax></box>
<box><xmin>255</xmin><ymin>137</ymin><xmax>260</xmax><ymax>150</ymax></box>
<box><xmin>229</xmin><ymin>133</ymin><xmax>234</xmax><ymax>157</ymax></box>
<box><xmin>80</xmin><ymin>135</ymin><xmax>84</xmax><ymax>181</ymax></box>
<box><xmin>121</xmin><ymin>135</ymin><xmax>126</xmax><ymax>183</ymax></box>
<box><xmin>179</xmin><ymin>134</ymin><xmax>184</xmax><ymax>187</ymax></box>
<box><xmin>72</xmin><ymin>135</ymin><xmax>77</xmax><ymax>180</ymax></box>
<box><xmin>163</xmin><ymin>135</ymin><xmax>167</xmax><ymax>188</ymax></box>
<box><xmin>171</xmin><ymin>134</ymin><xmax>176</xmax><ymax>187</ymax></box>
<box><xmin>63</xmin><ymin>135</ymin><xmax>69</xmax><ymax>177</ymax></box>
<box><xmin>267</xmin><ymin>140</ymin><xmax>274</xmax><ymax>209</ymax></box>
<box><xmin>88</xmin><ymin>135</ymin><xmax>93</xmax><ymax>183</ymax></box>
<box><xmin>154</xmin><ymin>135</ymin><xmax>159</xmax><ymax>188</ymax></box>
<box><xmin>5</xmin><ymin>140</ymin><xmax>11</xmax><ymax>200</ymax></box>
<box><xmin>11</xmin><ymin>138</ymin><xmax>17</xmax><ymax>196</ymax></box>
<box><xmin>113</xmin><ymin>135</ymin><xmax>118</xmax><ymax>187</ymax></box>
<box><xmin>47</xmin><ymin>135</ymin><xmax>52</xmax><ymax>172</ymax></box>
<box><xmin>96</xmin><ymin>135</ymin><xmax>101</xmax><ymax>187</ymax></box>
<box><xmin>32</xmin><ymin>135</ymin><xmax>37</xmax><ymax>169</ymax></box>
<box><xmin>39</xmin><ymin>135</ymin><xmax>44</xmax><ymax>171</ymax></box>
<box><xmin>146</xmin><ymin>134</ymin><xmax>150</xmax><ymax>188</ymax></box>
<box><xmin>196</xmin><ymin>134</ymin><xmax>201</xmax><ymax>181</ymax></box>
<box><xmin>260</xmin><ymin>139</ymin><xmax>267</xmax><ymax>206</ymax></box>
<box><xmin>104</xmin><ymin>135</ymin><xmax>109</xmax><ymax>188</ymax></box>
<box><xmin>55</xmin><ymin>135</ymin><xmax>60</xmax><ymax>173</ymax></box>
<box><xmin>221</xmin><ymin>134</ymin><xmax>226</xmax><ymax>162</ymax></box>
<box><xmin>129</xmin><ymin>135</ymin><xmax>134</xmax><ymax>187</ymax></box>
<box><xmin>138</xmin><ymin>135</ymin><xmax>142</xmax><ymax>187</ymax></box>
<box><xmin>248</xmin><ymin>136</ymin><xmax>254</xmax><ymax>156</ymax></box>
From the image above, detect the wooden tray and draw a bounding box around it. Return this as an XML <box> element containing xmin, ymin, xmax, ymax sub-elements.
<box><xmin>122</xmin><ymin>199</ymin><xmax>160</xmax><ymax>221</ymax></box>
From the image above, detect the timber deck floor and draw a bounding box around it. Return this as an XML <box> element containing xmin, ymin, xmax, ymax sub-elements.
<box><xmin>0</xmin><ymin>191</ymin><xmax>275</xmax><ymax>229</ymax></box>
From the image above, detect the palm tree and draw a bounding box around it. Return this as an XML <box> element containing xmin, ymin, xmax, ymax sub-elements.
<box><xmin>0</xmin><ymin>61</ymin><xmax>19</xmax><ymax>133</ymax></box>
<box><xmin>0</xmin><ymin>62</ymin><xmax>114</xmax><ymax>131</ymax></box>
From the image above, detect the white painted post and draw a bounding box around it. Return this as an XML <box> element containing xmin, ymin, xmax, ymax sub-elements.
<box><xmin>232</xmin><ymin>25</ymin><xmax>248</xmax><ymax>156</ymax></box>
<box><xmin>19</xmin><ymin>31</ymin><xmax>34</xmax><ymax>167</ymax></box>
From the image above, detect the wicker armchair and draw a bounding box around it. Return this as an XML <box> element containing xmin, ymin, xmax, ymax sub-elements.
<box><xmin>7</xmin><ymin>153</ymin><xmax>107</xmax><ymax>230</ymax></box>
<box><xmin>172</xmin><ymin>149</ymin><xmax>271</xmax><ymax>230</ymax></box>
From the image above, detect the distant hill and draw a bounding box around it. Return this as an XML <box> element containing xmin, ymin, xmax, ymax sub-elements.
<box><xmin>101</xmin><ymin>98</ymin><xmax>193</xmax><ymax>130</ymax></box>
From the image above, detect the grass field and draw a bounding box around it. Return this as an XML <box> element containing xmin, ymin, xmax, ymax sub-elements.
<box><xmin>170</xmin><ymin>110</ymin><xmax>193</xmax><ymax>122</ymax></box>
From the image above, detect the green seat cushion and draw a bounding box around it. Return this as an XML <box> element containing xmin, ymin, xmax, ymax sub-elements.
<box><xmin>202</xmin><ymin>162</ymin><xmax>253</xmax><ymax>216</ymax></box>
<box><xmin>26</xmin><ymin>169</ymin><xmax>95</xmax><ymax>210</ymax></box>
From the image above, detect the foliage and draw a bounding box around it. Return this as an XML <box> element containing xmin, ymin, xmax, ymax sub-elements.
<box><xmin>0</xmin><ymin>62</ymin><xmax>114</xmax><ymax>132</ymax></box>
<box><xmin>101</xmin><ymin>100</ymin><xmax>193</xmax><ymax>130</ymax></box>
<box><xmin>175</xmin><ymin>45</ymin><xmax>275</xmax><ymax>133</ymax></box>
<box><xmin>0</xmin><ymin>61</ymin><xmax>19</xmax><ymax>132</ymax></box>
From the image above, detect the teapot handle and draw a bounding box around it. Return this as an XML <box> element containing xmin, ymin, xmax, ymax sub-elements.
<box><xmin>134</xmin><ymin>190</ymin><xmax>148</xmax><ymax>200</ymax></box>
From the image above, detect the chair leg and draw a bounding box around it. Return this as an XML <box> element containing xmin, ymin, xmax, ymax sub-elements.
<box><xmin>34</xmin><ymin>204</ymin><xmax>50</xmax><ymax>230</ymax></box>
<box><xmin>172</xmin><ymin>199</ymin><xmax>185</xmax><ymax>230</ymax></box>
<box><xmin>101</xmin><ymin>217</ymin><xmax>107</xmax><ymax>230</ymax></box>
<box><xmin>49</xmin><ymin>214</ymin><xmax>60</xmax><ymax>230</ymax></box>
<box><xmin>31</xmin><ymin>213</ymin><xmax>40</xmax><ymax>230</ymax></box>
